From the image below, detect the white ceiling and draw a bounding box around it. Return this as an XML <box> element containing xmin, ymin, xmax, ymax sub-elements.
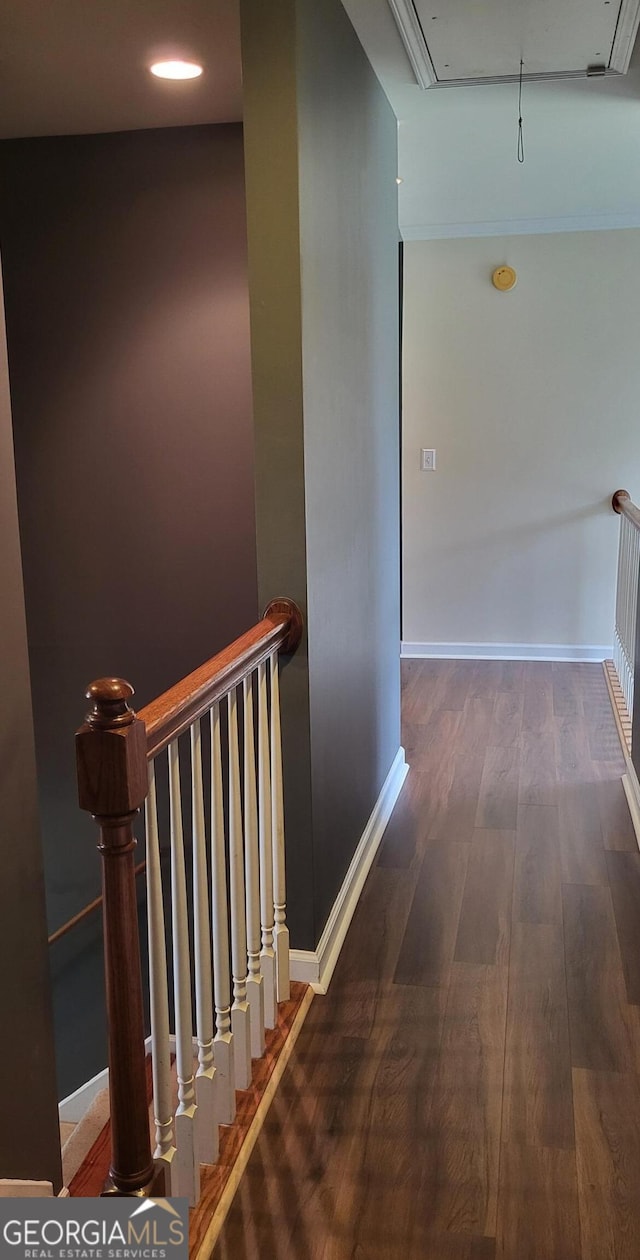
<box><xmin>412</xmin><ymin>0</ymin><xmax>624</xmax><ymax>81</ymax></box>
<box><xmin>0</xmin><ymin>0</ymin><xmax>242</xmax><ymax>139</ymax></box>
<box><xmin>342</xmin><ymin>0</ymin><xmax>640</xmax><ymax>239</ymax></box>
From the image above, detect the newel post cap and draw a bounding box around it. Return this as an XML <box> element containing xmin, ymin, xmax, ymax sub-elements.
<box><xmin>76</xmin><ymin>678</ymin><xmax>149</xmax><ymax>817</ymax></box>
<box><xmin>85</xmin><ymin>677</ymin><xmax>137</xmax><ymax>728</ymax></box>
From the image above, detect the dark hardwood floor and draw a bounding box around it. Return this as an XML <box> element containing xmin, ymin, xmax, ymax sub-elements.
<box><xmin>214</xmin><ymin>660</ymin><xmax>640</xmax><ymax>1259</ymax></box>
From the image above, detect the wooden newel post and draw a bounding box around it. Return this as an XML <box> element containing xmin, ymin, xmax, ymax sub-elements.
<box><xmin>76</xmin><ymin>678</ymin><xmax>158</xmax><ymax>1197</ymax></box>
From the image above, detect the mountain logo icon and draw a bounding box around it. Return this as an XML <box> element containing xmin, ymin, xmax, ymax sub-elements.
<box><xmin>129</xmin><ymin>1200</ymin><xmax>182</xmax><ymax>1220</ymax></box>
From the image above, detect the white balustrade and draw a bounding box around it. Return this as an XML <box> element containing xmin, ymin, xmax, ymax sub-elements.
<box><xmin>614</xmin><ymin>510</ymin><xmax>640</xmax><ymax>719</ymax></box>
<box><xmin>270</xmin><ymin>650</ymin><xmax>290</xmax><ymax>1003</ymax></box>
<box><xmin>210</xmin><ymin>700</ymin><xmax>235</xmax><ymax>1123</ymax></box>
<box><xmin>243</xmin><ymin>673</ymin><xmax>266</xmax><ymax>1058</ymax></box>
<box><xmin>144</xmin><ymin>762</ymin><xmax>176</xmax><ymax>1189</ymax></box>
<box><xmin>168</xmin><ymin>738</ymin><xmax>200</xmax><ymax>1205</ymax></box>
<box><xmin>190</xmin><ymin>719</ymin><xmax>218</xmax><ymax>1164</ymax></box>
<box><xmin>137</xmin><ymin>626</ymin><xmax>293</xmax><ymax>1206</ymax></box>
<box><xmin>258</xmin><ymin>660</ymin><xmax>277</xmax><ymax>1028</ymax></box>
<box><xmin>227</xmin><ymin>687</ymin><xmax>252</xmax><ymax>1089</ymax></box>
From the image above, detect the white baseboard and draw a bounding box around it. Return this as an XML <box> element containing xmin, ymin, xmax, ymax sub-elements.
<box><xmin>59</xmin><ymin>1064</ymin><xmax>110</xmax><ymax>1124</ymax></box>
<box><xmin>401</xmin><ymin>642</ymin><xmax>612</xmax><ymax>663</ymax></box>
<box><xmin>59</xmin><ymin>1032</ymin><xmax>163</xmax><ymax>1122</ymax></box>
<box><xmin>0</xmin><ymin>1180</ymin><xmax>54</xmax><ymax>1198</ymax></box>
<box><xmin>290</xmin><ymin>746</ymin><xmax>409</xmax><ymax>995</ymax></box>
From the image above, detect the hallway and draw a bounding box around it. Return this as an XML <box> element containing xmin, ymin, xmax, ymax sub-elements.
<box><xmin>214</xmin><ymin>660</ymin><xmax>640</xmax><ymax>1258</ymax></box>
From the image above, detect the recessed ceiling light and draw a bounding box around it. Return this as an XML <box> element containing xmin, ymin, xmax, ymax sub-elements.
<box><xmin>396</xmin><ymin>177</ymin><xmax>404</xmax><ymax>185</ymax></box>
<box><xmin>150</xmin><ymin>60</ymin><xmax>203</xmax><ymax>80</ymax></box>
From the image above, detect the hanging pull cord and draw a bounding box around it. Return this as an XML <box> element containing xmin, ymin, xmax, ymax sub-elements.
<box><xmin>517</xmin><ymin>58</ymin><xmax>525</xmax><ymax>163</ymax></box>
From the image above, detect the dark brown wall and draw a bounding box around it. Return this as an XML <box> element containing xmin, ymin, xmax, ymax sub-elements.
<box><xmin>0</xmin><ymin>123</ymin><xmax>258</xmax><ymax>1096</ymax></box>
<box><xmin>0</xmin><ymin>264</ymin><xmax>61</xmax><ymax>1188</ymax></box>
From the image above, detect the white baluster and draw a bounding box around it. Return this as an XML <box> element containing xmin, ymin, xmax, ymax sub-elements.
<box><xmin>631</xmin><ymin>523</ymin><xmax>639</xmax><ymax>710</ymax></box>
<box><xmin>243</xmin><ymin>673</ymin><xmax>265</xmax><ymax>1059</ymax></box>
<box><xmin>210</xmin><ymin>702</ymin><xmax>235</xmax><ymax>1123</ymax></box>
<box><xmin>168</xmin><ymin>740</ymin><xmax>200</xmax><ymax>1204</ymax></box>
<box><xmin>144</xmin><ymin>762</ymin><xmax>176</xmax><ymax>1189</ymax></box>
<box><xmin>228</xmin><ymin>687</ymin><xmax>252</xmax><ymax>1089</ymax></box>
<box><xmin>269</xmin><ymin>650</ymin><xmax>290</xmax><ymax>1003</ymax></box>
<box><xmin>258</xmin><ymin>660</ymin><xmax>277</xmax><ymax>1029</ymax></box>
<box><xmin>190</xmin><ymin>719</ymin><xmax>218</xmax><ymax>1164</ymax></box>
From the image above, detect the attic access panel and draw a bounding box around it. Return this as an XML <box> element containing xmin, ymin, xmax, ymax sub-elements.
<box><xmin>389</xmin><ymin>0</ymin><xmax>640</xmax><ymax>87</ymax></box>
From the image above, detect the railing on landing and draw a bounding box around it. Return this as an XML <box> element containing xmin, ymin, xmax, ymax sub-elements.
<box><xmin>75</xmin><ymin>598</ymin><xmax>303</xmax><ymax>1203</ymax></box>
<box><xmin>612</xmin><ymin>490</ymin><xmax>640</xmax><ymax>728</ymax></box>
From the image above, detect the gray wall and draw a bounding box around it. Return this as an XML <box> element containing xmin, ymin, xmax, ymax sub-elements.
<box><xmin>0</xmin><ymin>123</ymin><xmax>258</xmax><ymax>1095</ymax></box>
<box><xmin>0</xmin><ymin>262</ymin><xmax>61</xmax><ymax>1188</ymax></box>
<box><xmin>241</xmin><ymin>0</ymin><xmax>315</xmax><ymax>948</ymax></box>
<box><xmin>242</xmin><ymin>0</ymin><xmax>401</xmax><ymax>944</ymax></box>
<box><xmin>297</xmin><ymin>0</ymin><xmax>401</xmax><ymax>933</ymax></box>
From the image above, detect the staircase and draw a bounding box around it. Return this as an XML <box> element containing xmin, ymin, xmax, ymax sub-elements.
<box><xmin>51</xmin><ymin>598</ymin><xmax>308</xmax><ymax>1231</ymax></box>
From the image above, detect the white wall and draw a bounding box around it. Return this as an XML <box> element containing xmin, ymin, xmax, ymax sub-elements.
<box><xmin>398</xmin><ymin>63</ymin><xmax>640</xmax><ymax>239</ymax></box>
<box><xmin>402</xmin><ymin>230</ymin><xmax>640</xmax><ymax>656</ymax></box>
<box><xmin>342</xmin><ymin>0</ymin><xmax>640</xmax><ymax>241</ymax></box>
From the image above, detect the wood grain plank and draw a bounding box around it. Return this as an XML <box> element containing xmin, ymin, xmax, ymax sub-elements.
<box><xmin>468</xmin><ymin>661</ymin><xmax>506</xmax><ymax>700</ymax></box>
<box><xmin>585</xmin><ymin>704</ymin><xmax>629</xmax><ymax>763</ymax></box>
<box><xmin>596</xmin><ymin>770</ymin><xmax>638</xmax><ymax>851</ymax></box>
<box><xmin>213</xmin><ymin>1031</ymin><xmax>367</xmax><ymax>1260</ymax></box>
<box><xmin>439</xmin><ymin>660</ymin><xmax>477</xmax><ymax>713</ymax></box>
<box><xmin>495</xmin><ymin>662</ymin><xmax>525</xmax><ymax>694</ymax></box>
<box><xmin>328</xmin><ymin>865</ymin><xmax>417</xmax><ymax>1039</ymax></box>
<box><xmin>454</xmin><ymin>831</ymin><xmax>515</xmax><ymax>967</ymax></box>
<box><xmin>563</xmin><ymin>883</ymin><xmax>639</xmax><ymax>1072</ymax></box>
<box><xmin>394</xmin><ymin>843</ymin><xmax>469</xmax><ymax>987</ymax></box>
<box><xmin>488</xmin><ymin>692</ymin><xmax>523</xmax><ymax>747</ymax></box>
<box><xmin>417</xmin><ymin>963</ymin><xmax>508</xmax><ymax>1239</ymax></box>
<box><xmin>475</xmin><ymin>746</ymin><xmax>521</xmax><ymax>830</ymax></box>
<box><xmin>582</xmin><ymin>670</ymin><xmax>626</xmax><ymax>764</ymax></box>
<box><xmin>553</xmin><ymin>715</ymin><xmax>592</xmax><ymax>782</ymax></box>
<box><xmin>456</xmin><ymin>697</ymin><xmax>496</xmax><ymax>756</ymax></box>
<box><xmin>402</xmin><ymin>709</ymin><xmax>461</xmax><ymax>775</ymax></box>
<box><xmin>376</xmin><ymin>768</ymin><xmax>430</xmax><ymax>870</ymax></box>
<box><xmin>512</xmin><ymin>804</ymin><xmax>562</xmax><ymax>925</ymax></box>
<box><xmin>552</xmin><ymin>663</ymin><xmax>585</xmax><ymax>718</ymax></box>
<box><xmin>326</xmin><ymin>983</ymin><xmax>449</xmax><ymax>1260</ymax></box>
<box><xmin>522</xmin><ymin>662</ymin><xmax>554</xmax><ymax>734</ymax></box>
<box><xmin>429</xmin><ymin>752</ymin><xmax>486</xmax><ymax>844</ymax></box>
<box><xmin>518</xmin><ymin>729</ymin><xmax>558</xmax><ymax>807</ymax></box>
<box><xmin>496</xmin><ymin>1143</ymin><xmax>581</xmax><ymax>1260</ymax></box>
<box><xmin>210</xmin><ymin>661</ymin><xmax>640</xmax><ymax>1258</ymax></box>
<box><xmin>557</xmin><ymin>782</ymin><xmax>607</xmax><ymax>886</ymax></box>
<box><xmin>573</xmin><ymin>1066</ymin><xmax>640</xmax><ymax>1260</ymax></box>
<box><xmin>605</xmin><ymin>850</ymin><xmax>640</xmax><ymax>1005</ymax></box>
<box><xmin>502</xmin><ymin>922</ymin><xmax>574</xmax><ymax>1150</ymax></box>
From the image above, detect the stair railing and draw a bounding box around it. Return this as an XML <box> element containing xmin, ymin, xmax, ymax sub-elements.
<box><xmin>612</xmin><ymin>490</ymin><xmax>640</xmax><ymax>727</ymax></box>
<box><xmin>75</xmin><ymin>598</ymin><xmax>303</xmax><ymax>1201</ymax></box>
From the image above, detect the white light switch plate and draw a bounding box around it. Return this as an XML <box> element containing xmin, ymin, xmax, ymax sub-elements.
<box><xmin>421</xmin><ymin>448</ymin><xmax>436</xmax><ymax>471</ymax></box>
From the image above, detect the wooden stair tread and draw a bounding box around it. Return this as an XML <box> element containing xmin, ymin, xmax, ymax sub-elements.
<box><xmin>69</xmin><ymin>981</ymin><xmax>310</xmax><ymax>1222</ymax></box>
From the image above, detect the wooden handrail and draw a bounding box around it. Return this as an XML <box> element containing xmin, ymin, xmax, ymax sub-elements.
<box><xmin>140</xmin><ymin>597</ymin><xmax>303</xmax><ymax>759</ymax></box>
<box><xmin>56</xmin><ymin>600</ymin><xmax>302</xmax><ymax>948</ymax></box>
<box><xmin>47</xmin><ymin>862</ymin><xmax>146</xmax><ymax>946</ymax></box>
<box><xmin>613</xmin><ymin>489</ymin><xmax>640</xmax><ymax>532</ymax></box>
<box><xmin>74</xmin><ymin>596</ymin><xmax>302</xmax><ymax>1198</ymax></box>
